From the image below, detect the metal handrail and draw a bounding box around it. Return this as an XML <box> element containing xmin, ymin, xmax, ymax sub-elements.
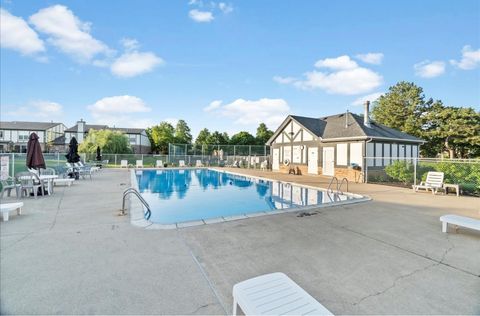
<box><xmin>327</xmin><ymin>176</ymin><xmax>339</xmax><ymax>194</ymax></box>
<box><xmin>339</xmin><ymin>177</ymin><xmax>349</xmax><ymax>194</ymax></box>
<box><xmin>121</xmin><ymin>188</ymin><xmax>151</xmax><ymax>220</ymax></box>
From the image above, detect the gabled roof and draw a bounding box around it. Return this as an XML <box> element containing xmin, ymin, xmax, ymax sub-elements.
<box><xmin>65</xmin><ymin>124</ymin><xmax>146</xmax><ymax>134</ymax></box>
<box><xmin>0</xmin><ymin>121</ymin><xmax>64</xmax><ymax>131</ymax></box>
<box><xmin>266</xmin><ymin>112</ymin><xmax>424</xmax><ymax>145</ymax></box>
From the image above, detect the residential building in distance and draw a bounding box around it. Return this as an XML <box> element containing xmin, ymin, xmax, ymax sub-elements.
<box><xmin>0</xmin><ymin>121</ymin><xmax>66</xmax><ymax>153</ymax></box>
<box><xmin>65</xmin><ymin>119</ymin><xmax>151</xmax><ymax>153</ymax></box>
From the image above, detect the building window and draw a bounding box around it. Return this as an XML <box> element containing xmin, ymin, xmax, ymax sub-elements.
<box><xmin>18</xmin><ymin>132</ymin><xmax>29</xmax><ymax>142</ymax></box>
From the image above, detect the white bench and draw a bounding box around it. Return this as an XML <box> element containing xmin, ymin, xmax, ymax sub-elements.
<box><xmin>440</xmin><ymin>214</ymin><xmax>480</xmax><ymax>233</ymax></box>
<box><xmin>0</xmin><ymin>202</ymin><xmax>23</xmax><ymax>221</ymax></box>
<box><xmin>233</xmin><ymin>272</ymin><xmax>333</xmax><ymax>315</ymax></box>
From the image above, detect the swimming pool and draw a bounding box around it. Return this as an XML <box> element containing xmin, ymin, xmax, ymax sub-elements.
<box><xmin>133</xmin><ymin>169</ymin><xmax>366</xmax><ymax>227</ymax></box>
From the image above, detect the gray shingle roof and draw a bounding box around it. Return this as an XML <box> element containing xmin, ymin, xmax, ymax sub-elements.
<box><xmin>268</xmin><ymin>112</ymin><xmax>423</xmax><ymax>144</ymax></box>
<box><xmin>0</xmin><ymin>121</ymin><xmax>64</xmax><ymax>131</ymax></box>
<box><xmin>65</xmin><ymin>124</ymin><xmax>145</xmax><ymax>134</ymax></box>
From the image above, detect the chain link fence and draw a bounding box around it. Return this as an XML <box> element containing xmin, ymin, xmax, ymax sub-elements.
<box><xmin>365</xmin><ymin>157</ymin><xmax>480</xmax><ymax>196</ymax></box>
<box><xmin>0</xmin><ymin>152</ymin><xmax>271</xmax><ymax>179</ymax></box>
<box><xmin>168</xmin><ymin>143</ymin><xmax>270</xmax><ymax>156</ymax></box>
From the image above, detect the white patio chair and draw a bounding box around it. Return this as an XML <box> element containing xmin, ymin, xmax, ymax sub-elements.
<box><xmin>413</xmin><ymin>171</ymin><xmax>444</xmax><ymax>195</ymax></box>
<box><xmin>120</xmin><ymin>160</ymin><xmax>128</xmax><ymax>168</ymax></box>
<box><xmin>179</xmin><ymin>160</ymin><xmax>186</xmax><ymax>167</ymax></box>
<box><xmin>195</xmin><ymin>160</ymin><xmax>203</xmax><ymax>167</ymax></box>
<box><xmin>156</xmin><ymin>160</ymin><xmax>163</xmax><ymax>168</ymax></box>
<box><xmin>136</xmin><ymin>160</ymin><xmax>143</xmax><ymax>168</ymax></box>
<box><xmin>260</xmin><ymin>161</ymin><xmax>268</xmax><ymax>171</ymax></box>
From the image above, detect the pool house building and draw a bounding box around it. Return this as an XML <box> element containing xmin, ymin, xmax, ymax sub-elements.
<box><xmin>266</xmin><ymin>101</ymin><xmax>424</xmax><ymax>182</ymax></box>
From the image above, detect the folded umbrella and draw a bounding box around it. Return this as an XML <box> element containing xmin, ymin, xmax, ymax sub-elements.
<box><xmin>26</xmin><ymin>132</ymin><xmax>46</xmax><ymax>170</ymax></box>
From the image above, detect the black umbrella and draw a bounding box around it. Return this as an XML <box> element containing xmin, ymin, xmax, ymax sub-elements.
<box><xmin>96</xmin><ymin>146</ymin><xmax>102</xmax><ymax>161</ymax></box>
<box><xmin>65</xmin><ymin>137</ymin><xmax>80</xmax><ymax>163</ymax></box>
<box><xmin>26</xmin><ymin>132</ymin><xmax>46</xmax><ymax>170</ymax></box>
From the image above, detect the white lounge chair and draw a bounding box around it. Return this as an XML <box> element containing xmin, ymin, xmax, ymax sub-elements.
<box><xmin>54</xmin><ymin>178</ymin><xmax>74</xmax><ymax>187</ymax></box>
<box><xmin>413</xmin><ymin>171</ymin><xmax>444</xmax><ymax>195</ymax></box>
<box><xmin>1</xmin><ymin>202</ymin><xmax>23</xmax><ymax>221</ymax></box>
<box><xmin>440</xmin><ymin>214</ymin><xmax>480</xmax><ymax>233</ymax></box>
<box><xmin>156</xmin><ymin>160</ymin><xmax>163</xmax><ymax>168</ymax></box>
<box><xmin>179</xmin><ymin>160</ymin><xmax>186</xmax><ymax>167</ymax></box>
<box><xmin>233</xmin><ymin>272</ymin><xmax>333</xmax><ymax>316</ymax></box>
<box><xmin>136</xmin><ymin>160</ymin><xmax>143</xmax><ymax>168</ymax></box>
<box><xmin>260</xmin><ymin>161</ymin><xmax>268</xmax><ymax>171</ymax></box>
<box><xmin>120</xmin><ymin>160</ymin><xmax>128</xmax><ymax>168</ymax></box>
<box><xmin>195</xmin><ymin>160</ymin><xmax>203</xmax><ymax>167</ymax></box>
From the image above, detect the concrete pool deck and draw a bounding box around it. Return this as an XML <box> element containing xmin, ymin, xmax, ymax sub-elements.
<box><xmin>1</xmin><ymin>168</ymin><xmax>479</xmax><ymax>314</ymax></box>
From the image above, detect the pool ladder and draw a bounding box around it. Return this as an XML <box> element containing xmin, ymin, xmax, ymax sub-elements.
<box><xmin>121</xmin><ymin>188</ymin><xmax>151</xmax><ymax>220</ymax></box>
<box><xmin>327</xmin><ymin>177</ymin><xmax>349</xmax><ymax>195</ymax></box>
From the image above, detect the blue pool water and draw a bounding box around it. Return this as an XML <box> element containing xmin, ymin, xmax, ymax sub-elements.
<box><xmin>136</xmin><ymin>169</ymin><xmax>360</xmax><ymax>224</ymax></box>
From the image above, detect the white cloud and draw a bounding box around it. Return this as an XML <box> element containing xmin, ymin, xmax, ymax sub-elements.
<box><xmin>88</xmin><ymin>95</ymin><xmax>151</xmax><ymax>114</ymax></box>
<box><xmin>450</xmin><ymin>45</ymin><xmax>480</xmax><ymax>70</ymax></box>
<box><xmin>88</xmin><ymin>95</ymin><xmax>153</xmax><ymax>128</ymax></box>
<box><xmin>111</xmin><ymin>51</ymin><xmax>164</xmax><ymax>78</ymax></box>
<box><xmin>414</xmin><ymin>60</ymin><xmax>446</xmax><ymax>78</ymax></box>
<box><xmin>29</xmin><ymin>5</ymin><xmax>111</xmax><ymax>62</ymax></box>
<box><xmin>351</xmin><ymin>92</ymin><xmax>384</xmax><ymax>106</ymax></box>
<box><xmin>4</xmin><ymin>100</ymin><xmax>63</xmax><ymax>120</ymax></box>
<box><xmin>189</xmin><ymin>9</ymin><xmax>214</xmax><ymax>22</ymax></box>
<box><xmin>120</xmin><ymin>37</ymin><xmax>140</xmax><ymax>52</ymax></box>
<box><xmin>204</xmin><ymin>100</ymin><xmax>222</xmax><ymax>112</ymax></box>
<box><xmin>0</xmin><ymin>8</ymin><xmax>45</xmax><ymax>55</ymax></box>
<box><xmin>278</xmin><ymin>55</ymin><xmax>383</xmax><ymax>95</ymax></box>
<box><xmin>273</xmin><ymin>76</ymin><xmax>297</xmax><ymax>84</ymax></box>
<box><xmin>296</xmin><ymin>67</ymin><xmax>382</xmax><ymax>95</ymax></box>
<box><xmin>218</xmin><ymin>2</ymin><xmax>233</xmax><ymax>13</ymax></box>
<box><xmin>355</xmin><ymin>53</ymin><xmax>384</xmax><ymax>65</ymax></box>
<box><xmin>314</xmin><ymin>55</ymin><xmax>358</xmax><ymax>70</ymax></box>
<box><xmin>208</xmin><ymin>98</ymin><xmax>290</xmax><ymax>128</ymax></box>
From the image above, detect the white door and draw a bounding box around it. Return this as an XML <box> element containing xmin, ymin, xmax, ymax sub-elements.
<box><xmin>322</xmin><ymin>147</ymin><xmax>335</xmax><ymax>176</ymax></box>
<box><xmin>272</xmin><ymin>148</ymin><xmax>280</xmax><ymax>171</ymax></box>
<box><xmin>308</xmin><ymin>147</ymin><xmax>318</xmax><ymax>174</ymax></box>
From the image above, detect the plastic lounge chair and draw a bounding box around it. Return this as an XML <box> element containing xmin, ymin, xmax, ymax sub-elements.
<box><xmin>440</xmin><ymin>214</ymin><xmax>480</xmax><ymax>233</ymax></box>
<box><xmin>136</xmin><ymin>160</ymin><xmax>143</xmax><ymax>168</ymax></box>
<box><xmin>0</xmin><ymin>176</ymin><xmax>21</xmax><ymax>199</ymax></box>
<box><xmin>233</xmin><ymin>272</ymin><xmax>333</xmax><ymax>315</ymax></box>
<box><xmin>120</xmin><ymin>160</ymin><xmax>128</xmax><ymax>168</ymax></box>
<box><xmin>15</xmin><ymin>172</ymin><xmax>46</xmax><ymax>198</ymax></box>
<box><xmin>179</xmin><ymin>160</ymin><xmax>186</xmax><ymax>167</ymax></box>
<box><xmin>0</xmin><ymin>202</ymin><xmax>23</xmax><ymax>221</ymax></box>
<box><xmin>260</xmin><ymin>161</ymin><xmax>268</xmax><ymax>171</ymax></box>
<box><xmin>156</xmin><ymin>160</ymin><xmax>163</xmax><ymax>168</ymax></box>
<box><xmin>74</xmin><ymin>162</ymin><xmax>92</xmax><ymax>180</ymax></box>
<box><xmin>413</xmin><ymin>171</ymin><xmax>444</xmax><ymax>195</ymax></box>
<box><xmin>195</xmin><ymin>160</ymin><xmax>203</xmax><ymax>167</ymax></box>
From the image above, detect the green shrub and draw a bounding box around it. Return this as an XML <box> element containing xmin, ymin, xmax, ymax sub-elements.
<box><xmin>385</xmin><ymin>160</ymin><xmax>414</xmax><ymax>184</ymax></box>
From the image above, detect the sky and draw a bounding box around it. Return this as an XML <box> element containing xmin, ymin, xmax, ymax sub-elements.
<box><xmin>1</xmin><ymin>0</ymin><xmax>479</xmax><ymax>138</ymax></box>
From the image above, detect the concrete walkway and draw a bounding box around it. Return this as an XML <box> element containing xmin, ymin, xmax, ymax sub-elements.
<box><xmin>1</xmin><ymin>169</ymin><xmax>479</xmax><ymax>314</ymax></box>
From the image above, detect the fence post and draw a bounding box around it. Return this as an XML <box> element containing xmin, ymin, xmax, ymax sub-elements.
<box><xmin>11</xmin><ymin>153</ymin><xmax>15</xmax><ymax>177</ymax></box>
<box><xmin>413</xmin><ymin>157</ymin><xmax>417</xmax><ymax>186</ymax></box>
<box><xmin>115</xmin><ymin>154</ymin><xmax>117</xmax><ymax>167</ymax></box>
<box><xmin>141</xmin><ymin>154</ymin><xmax>144</xmax><ymax>166</ymax></box>
<box><xmin>364</xmin><ymin>157</ymin><xmax>368</xmax><ymax>183</ymax></box>
<box><xmin>57</xmin><ymin>152</ymin><xmax>60</xmax><ymax>166</ymax></box>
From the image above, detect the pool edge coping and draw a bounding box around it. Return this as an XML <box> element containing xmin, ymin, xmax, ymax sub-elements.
<box><xmin>128</xmin><ymin>168</ymin><xmax>372</xmax><ymax>230</ymax></box>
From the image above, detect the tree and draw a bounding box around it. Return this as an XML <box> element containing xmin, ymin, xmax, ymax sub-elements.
<box><xmin>78</xmin><ymin>129</ymin><xmax>132</xmax><ymax>154</ymax></box>
<box><xmin>174</xmin><ymin>120</ymin><xmax>192</xmax><ymax>144</ymax></box>
<box><xmin>424</xmin><ymin>106</ymin><xmax>480</xmax><ymax>158</ymax></box>
<box><xmin>255</xmin><ymin>123</ymin><xmax>274</xmax><ymax>145</ymax></box>
<box><xmin>195</xmin><ymin>128</ymin><xmax>211</xmax><ymax>145</ymax></box>
<box><xmin>372</xmin><ymin>81</ymin><xmax>433</xmax><ymax>138</ymax></box>
<box><xmin>148</xmin><ymin>122</ymin><xmax>175</xmax><ymax>154</ymax></box>
<box><xmin>230</xmin><ymin>131</ymin><xmax>256</xmax><ymax>145</ymax></box>
<box><xmin>206</xmin><ymin>131</ymin><xmax>229</xmax><ymax>145</ymax></box>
